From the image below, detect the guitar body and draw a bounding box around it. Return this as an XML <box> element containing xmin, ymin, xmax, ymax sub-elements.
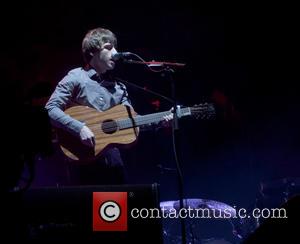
<box><xmin>56</xmin><ymin>105</ymin><xmax>139</xmax><ymax>161</ymax></box>
<box><xmin>55</xmin><ymin>102</ymin><xmax>214</xmax><ymax>162</ymax></box>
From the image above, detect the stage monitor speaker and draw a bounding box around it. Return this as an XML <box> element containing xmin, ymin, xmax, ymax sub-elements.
<box><xmin>11</xmin><ymin>184</ymin><xmax>163</xmax><ymax>243</ymax></box>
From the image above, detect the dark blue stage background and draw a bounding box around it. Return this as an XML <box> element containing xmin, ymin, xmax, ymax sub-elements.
<box><xmin>4</xmin><ymin>3</ymin><xmax>300</xmax><ymax>243</ymax></box>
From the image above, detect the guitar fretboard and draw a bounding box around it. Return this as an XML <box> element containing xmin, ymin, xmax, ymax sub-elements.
<box><xmin>117</xmin><ymin>107</ymin><xmax>191</xmax><ymax>129</ymax></box>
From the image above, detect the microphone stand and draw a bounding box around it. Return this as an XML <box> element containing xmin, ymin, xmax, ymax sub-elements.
<box><xmin>119</xmin><ymin>56</ymin><xmax>187</xmax><ymax>244</ymax></box>
<box><xmin>114</xmin><ymin>77</ymin><xmax>174</xmax><ymax>104</ymax></box>
<box><xmin>163</xmin><ymin>66</ymin><xmax>187</xmax><ymax>244</ymax></box>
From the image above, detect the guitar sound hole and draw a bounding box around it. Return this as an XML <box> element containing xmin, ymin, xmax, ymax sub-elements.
<box><xmin>102</xmin><ymin>120</ymin><xmax>118</xmax><ymax>134</ymax></box>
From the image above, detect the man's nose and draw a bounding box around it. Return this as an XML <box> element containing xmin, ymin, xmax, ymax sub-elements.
<box><xmin>111</xmin><ymin>48</ymin><xmax>118</xmax><ymax>56</ymax></box>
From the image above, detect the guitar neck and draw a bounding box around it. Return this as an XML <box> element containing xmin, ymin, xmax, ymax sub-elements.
<box><xmin>117</xmin><ymin>107</ymin><xmax>191</xmax><ymax>129</ymax></box>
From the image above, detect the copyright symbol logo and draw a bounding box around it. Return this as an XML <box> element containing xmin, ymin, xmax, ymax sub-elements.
<box><xmin>99</xmin><ymin>201</ymin><xmax>121</xmax><ymax>222</ymax></box>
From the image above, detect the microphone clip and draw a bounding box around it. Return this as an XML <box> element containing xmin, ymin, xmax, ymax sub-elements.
<box><xmin>112</xmin><ymin>52</ymin><xmax>132</xmax><ymax>61</ymax></box>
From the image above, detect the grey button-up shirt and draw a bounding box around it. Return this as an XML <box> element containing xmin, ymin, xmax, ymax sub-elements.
<box><xmin>45</xmin><ymin>67</ymin><xmax>131</xmax><ymax>136</ymax></box>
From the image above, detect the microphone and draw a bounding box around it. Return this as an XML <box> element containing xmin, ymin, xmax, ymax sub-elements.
<box><xmin>111</xmin><ymin>52</ymin><xmax>132</xmax><ymax>61</ymax></box>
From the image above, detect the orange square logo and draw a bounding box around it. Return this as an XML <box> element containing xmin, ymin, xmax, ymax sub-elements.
<box><xmin>93</xmin><ymin>192</ymin><xmax>127</xmax><ymax>231</ymax></box>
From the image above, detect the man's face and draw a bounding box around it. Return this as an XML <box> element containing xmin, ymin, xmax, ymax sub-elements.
<box><xmin>93</xmin><ymin>42</ymin><xmax>117</xmax><ymax>73</ymax></box>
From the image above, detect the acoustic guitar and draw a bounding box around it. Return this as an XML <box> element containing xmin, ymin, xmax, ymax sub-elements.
<box><xmin>56</xmin><ymin>103</ymin><xmax>215</xmax><ymax>161</ymax></box>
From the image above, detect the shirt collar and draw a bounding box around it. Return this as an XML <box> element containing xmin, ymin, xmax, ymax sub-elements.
<box><xmin>85</xmin><ymin>68</ymin><xmax>98</xmax><ymax>79</ymax></box>
<box><xmin>84</xmin><ymin>68</ymin><xmax>116</xmax><ymax>87</ymax></box>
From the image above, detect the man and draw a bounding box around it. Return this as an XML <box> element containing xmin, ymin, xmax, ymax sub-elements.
<box><xmin>45</xmin><ymin>27</ymin><xmax>171</xmax><ymax>185</ymax></box>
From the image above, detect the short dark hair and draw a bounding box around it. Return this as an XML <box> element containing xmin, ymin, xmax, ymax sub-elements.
<box><xmin>82</xmin><ymin>27</ymin><xmax>117</xmax><ymax>63</ymax></box>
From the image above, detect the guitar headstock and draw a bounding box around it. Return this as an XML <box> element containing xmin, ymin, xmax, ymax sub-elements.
<box><xmin>190</xmin><ymin>103</ymin><xmax>216</xmax><ymax>120</ymax></box>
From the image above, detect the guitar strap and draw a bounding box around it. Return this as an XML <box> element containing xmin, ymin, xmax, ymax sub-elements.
<box><xmin>117</xmin><ymin>81</ymin><xmax>132</xmax><ymax>105</ymax></box>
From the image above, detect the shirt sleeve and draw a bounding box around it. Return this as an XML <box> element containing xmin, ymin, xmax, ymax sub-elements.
<box><xmin>45</xmin><ymin>76</ymin><xmax>84</xmax><ymax>136</ymax></box>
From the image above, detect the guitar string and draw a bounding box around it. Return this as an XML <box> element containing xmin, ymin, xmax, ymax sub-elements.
<box><xmin>88</xmin><ymin>107</ymin><xmax>211</xmax><ymax>132</ymax></box>
<box><xmin>101</xmin><ymin>110</ymin><xmax>176</xmax><ymax>131</ymax></box>
<box><xmin>85</xmin><ymin>108</ymin><xmax>209</xmax><ymax>131</ymax></box>
<box><xmin>90</xmin><ymin>109</ymin><xmax>211</xmax><ymax>130</ymax></box>
<box><xmin>88</xmin><ymin>112</ymin><xmax>169</xmax><ymax>132</ymax></box>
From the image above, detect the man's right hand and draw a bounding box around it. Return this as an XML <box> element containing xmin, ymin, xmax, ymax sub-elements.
<box><xmin>80</xmin><ymin>125</ymin><xmax>95</xmax><ymax>147</ymax></box>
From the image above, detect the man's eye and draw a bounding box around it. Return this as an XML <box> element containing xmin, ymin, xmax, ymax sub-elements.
<box><xmin>103</xmin><ymin>44</ymin><xmax>113</xmax><ymax>50</ymax></box>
